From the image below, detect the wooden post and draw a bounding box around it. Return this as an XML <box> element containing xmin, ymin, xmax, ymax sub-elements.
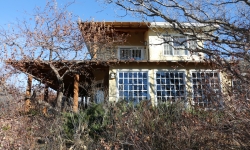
<box><xmin>73</xmin><ymin>74</ymin><xmax>79</xmax><ymax>113</ymax></box>
<box><xmin>25</xmin><ymin>75</ymin><xmax>32</xmax><ymax>112</ymax></box>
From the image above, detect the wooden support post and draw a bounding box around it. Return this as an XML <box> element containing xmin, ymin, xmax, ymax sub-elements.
<box><xmin>73</xmin><ymin>74</ymin><xmax>79</xmax><ymax>113</ymax></box>
<box><xmin>25</xmin><ymin>75</ymin><xmax>32</xmax><ymax>112</ymax></box>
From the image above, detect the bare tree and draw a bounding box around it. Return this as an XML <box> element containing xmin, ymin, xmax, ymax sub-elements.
<box><xmin>0</xmin><ymin>0</ymin><xmax>86</xmax><ymax>110</ymax></box>
<box><xmin>103</xmin><ymin>0</ymin><xmax>250</xmax><ymax>81</ymax></box>
<box><xmin>0</xmin><ymin>1</ymin><xmax>128</xmax><ymax>111</ymax></box>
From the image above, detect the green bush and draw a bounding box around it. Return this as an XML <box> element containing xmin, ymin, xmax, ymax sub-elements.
<box><xmin>62</xmin><ymin>103</ymin><xmax>106</xmax><ymax>140</ymax></box>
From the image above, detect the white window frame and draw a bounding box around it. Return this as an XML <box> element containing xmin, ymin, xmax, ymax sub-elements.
<box><xmin>154</xmin><ymin>70</ymin><xmax>187</xmax><ymax>105</ymax></box>
<box><xmin>190</xmin><ymin>70</ymin><xmax>223</xmax><ymax>108</ymax></box>
<box><xmin>116</xmin><ymin>70</ymin><xmax>149</xmax><ymax>103</ymax></box>
<box><xmin>232</xmin><ymin>79</ymin><xmax>250</xmax><ymax>100</ymax></box>
<box><xmin>118</xmin><ymin>46</ymin><xmax>144</xmax><ymax>60</ymax></box>
<box><xmin>163</xmin><ymin>35</ymin><xmax>198</xmax><ymax>56</ymax></box>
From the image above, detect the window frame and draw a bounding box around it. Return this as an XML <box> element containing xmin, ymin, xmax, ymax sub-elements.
<box><xmin>190</xmin><ymin>70</ymin><xmax>223</xmax><ymax>108</ymax></box>
<box><xmin>154</xmin><ymin>69</ymin><xmax>187</xmax><ymax>105</ymax></box>
<box><xmin>163</xmin><ymin>35</ymin><xmax>198</xmax><ymax>56</ymax></box>
<box><xmin>116</xmin><ymin>70</ymin><xmax>149</xmax><ymax>103</ymax></box>
<box><xmin>231</xmin><ymin>78</ymin><xmax>250</xmax><ymax>100</ymax></box>
<box><xmin>118</xmin><ymin>46</ymin><xmax>145</xmax><ymax>60</ymax></box>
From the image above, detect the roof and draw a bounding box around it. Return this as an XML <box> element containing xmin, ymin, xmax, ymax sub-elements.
<box><xmin>80</xmin><ymin>21</ymin><xmax>218</xmax><ymax>31</ymax></box>
<box><xmin>80</xmin><ymin>21</ymin><xmax>150</xmax><ymax>32</ymax></box>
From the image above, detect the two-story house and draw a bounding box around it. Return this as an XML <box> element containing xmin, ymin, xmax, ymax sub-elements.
<box><xmin>80</xmin><ymin>21</ymin><xmax>225</xmax><ymax>108</ymax></box>
<box><xmin>8</xmin><ymin>21</ymin><xmax>226</xmax><ymax>112</ymax></box>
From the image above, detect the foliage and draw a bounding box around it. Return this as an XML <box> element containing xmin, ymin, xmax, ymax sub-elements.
<box><xmin>92</xmin><ymin>102</ymin><xmax>250</xmax><ymax>149</ymax></box>
<box><xmin>0</xmin><ymin>94</ymin><xmax>250</xmax><ymax>149</ymax></box>
<box><xmin>59</xmin><ymin>100</ymin><xmax>250</xmax><ymax>149</ymax></box>
<box><xmin>63</xmin><ymin>103</ymin><xmax>106</xmax><ymax>141</ymax></box>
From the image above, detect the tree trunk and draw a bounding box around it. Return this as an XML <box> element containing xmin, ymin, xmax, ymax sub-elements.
<box><xmin>25</xmin><ymin>75</ymin><xmax>32</xmax><ymax>112</ymax></box>
<box><xmin>56</xmin><ymin>80</ymin><xmax>64</xmax><ymax>111</ymax></box>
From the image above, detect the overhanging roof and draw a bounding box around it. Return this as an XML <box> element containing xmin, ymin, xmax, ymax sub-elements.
<box><xmin>80</xmin><ymin>21</ymin><xmax>150</xmax><ymax>32</ymax></box>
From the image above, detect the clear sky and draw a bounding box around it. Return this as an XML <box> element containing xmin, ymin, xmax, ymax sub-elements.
<box><xmin>0</xmin><ymin>0</ymin><xmax>138</xmax><ymax>27</ymax></box>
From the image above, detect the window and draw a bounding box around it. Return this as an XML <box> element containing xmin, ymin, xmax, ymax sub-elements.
<box><xmin>119</xmin><ymin>48</ymin><xmax>143</xmax><ymax>60</ymax></box>
<box><xmin>156</xmin><ymin>71</ymin><xmax>186</xmax><ymax>103</ymax></box>
<box><xmin>118</xmin><ymin>72</ymin><xmax>148</xmax><ymax>103</ymax></box>
<box><xmin>94</xmin><ymin>80</ymin><xmax>104</xmax><ymax>104</ymax></box>
<box><xmin>232</xmin><ymin>79</ymin><xmax>250</xmax><ymax>100</ymax></box>
<box><xmin>191</xmin><ymin>71</ymin><xmax>221</xmax><ymax>108</ymax></box>
<box><xmin>163</xmin><ymin>35</ymin><xmax>197</xmax><ymax>56</ymax></box>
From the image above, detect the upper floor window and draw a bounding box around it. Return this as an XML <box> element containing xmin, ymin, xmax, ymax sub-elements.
<box><xmin>119</xmin><ymin>47</ymin><xmax>143</xmax><ymax>60</ymax></box>
<box><xmin>163</xmin><ymin>35</ymin><xmax>197</xmax><ymax>56</ymax></box>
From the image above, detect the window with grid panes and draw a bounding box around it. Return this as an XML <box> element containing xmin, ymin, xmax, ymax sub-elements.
<box><xmin>192</xmin><ymin>71</ymin><xmax>221</xmax><ymax>108</ymax></box>
<box><xmin>232</xmin><ymin>79</ymin><xmax>250</xmax><ymax>100</ymax></box>
<box><xmin>164</xmin><ymin>35</ymin><xmax>197</xmax><ymax>56</ymax></box>
<box><xmin>156</xmin><ymin>71</ymin><xmax>186</xmax><ymax>102</ymax></box>
<box><xmin>119</xmin><ymin>48</ymin><xmax>143</xmax><ymax>60</ymax></box>
<box><xmin>118</xmin><ymin>72</ymin><xmax>148</xmax><ymax>103</ymax></box>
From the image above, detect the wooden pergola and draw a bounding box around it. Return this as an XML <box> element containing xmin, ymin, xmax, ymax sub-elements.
<box><xmin>6</xmin><ymin>60</ymin><xmax>110</xmax><ymax>112</ymax></box>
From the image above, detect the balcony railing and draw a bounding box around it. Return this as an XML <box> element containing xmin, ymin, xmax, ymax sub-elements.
<box><xmin>119</xmin><ymin>48</ymin><xmax>144</xmax><ymax>60</ymax></box>
<box><xmin>94</xmin><ymin>48</ymin><xmax>146</xmax><ymax>61</ymax></box>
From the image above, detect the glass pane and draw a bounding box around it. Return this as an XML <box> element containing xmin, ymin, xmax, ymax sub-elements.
<box><xmin>124</xmin><ymin>79</ymin><xmax>128</xmax><ymax>84</ymax></box>
<box><xmin>124</xmin><ymin>91</ymin><xmax>128</xmax><ymax>97</ymax></box>
<box><xmin>166</xmin><ymin>72</ymin><xmax>170</xmax><ymax>78</ymax></box>
<box><xmin>138</xmin><ymin>72</ymin><xmax>143</xmax><ymax>78</ymax></box>
<box><xmin>124</xmin><ymin>73</ymin><xmax>128</xmax><ymax>78</ymax></box>
<box><xmin>138</xmin><ymin>79</ymin><xmax>142</xmax><ymax>84</ymax></box>
<box><xmin>134</xmin><ymin>73</ymin><xmax>137</xmax><ymax>78</ymax></box>
<box><xmin>119</xmin><ymin>73</ymin><xmax>123</xmax><ymax>78</ymax></box>
<box><xmin>119</xmin><ymin>79</ymin><xmax>123</xmax><ymax>84</ymax></box>
<box><xmin>173</xmin><ymin>36</ymin><xmax>186</xmax><ymax>46</ymax></box>
<box><xmin>129</xmin><ymin>85</ymin><xmax>133</xmax><ymax>90</ymax></box>
<box><xmin>129</xmin><ymin>73</ymin><xmax>132</xmax><ymax>78</ymax></box>
<box><xmin>157</xmin><ymin>79</ymin><xmax>160</xmax><ymax>84</ymax></box>
<box><xmin>156</xmin><ymin>73</ymin><xmax>160</xmax><ymax>78</ymax></box>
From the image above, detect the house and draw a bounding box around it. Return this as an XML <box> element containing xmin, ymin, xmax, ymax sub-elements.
<box><xmin>8</xmin><ymin>21</ymin><xmax>229</xmax><ymax>112</ymax></box>
<box><xmin>79</xmin><ymin>21</ymin><xmax>226</xmax><ymax>108</ymax></box>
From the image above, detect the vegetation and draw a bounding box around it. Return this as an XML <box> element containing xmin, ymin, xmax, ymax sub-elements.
<box><xmin>1</xmin><ymin>96</ymin><xmax>249</xmax><ymax>149</ymax></box>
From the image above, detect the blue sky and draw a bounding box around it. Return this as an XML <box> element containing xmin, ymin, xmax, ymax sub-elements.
<box><xmin>0</xmin><ymin>0</ymin><xmax>138</xmax><ymax>27</ymax></box>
